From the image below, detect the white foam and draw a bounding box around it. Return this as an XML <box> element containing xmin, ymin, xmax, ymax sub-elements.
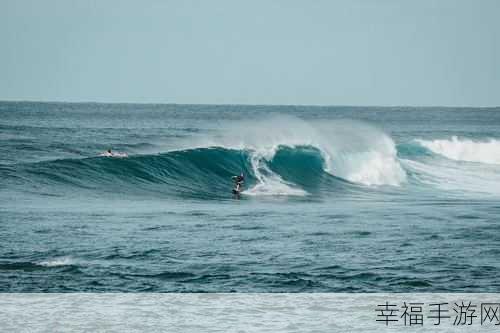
<box><xmin>243</xmin><ymin>150</ymin><xmax>307</xmax><ymax>196</ymax></box>
<box><xmin>417</xmin><ymin>136</ymin><xmax>500</xmax><ymax>165</ymax></box>
<box><xmin>99</xmin><ymin>151</ymin><xmax>128</xmax><ymax>158</ymax></box>
<box><xmin>318</xmin><ymin>125</ymin><xmax>406</xmax><ymax>186</ymax></box>
<box><xmin>38</xmin><ymin>257</ymin><xmax>74</xmax><ymax>267</ymax></box>
<box><xmin>341</xmin><ymin>151</ymin><xmax>406</xmax><ymax>186</ymax></box>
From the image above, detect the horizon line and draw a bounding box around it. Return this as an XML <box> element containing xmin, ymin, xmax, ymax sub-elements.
<box><xmin>0</xmin><ymin>98</ymin><xmax>499</xmax><ymax>109</ymax></box>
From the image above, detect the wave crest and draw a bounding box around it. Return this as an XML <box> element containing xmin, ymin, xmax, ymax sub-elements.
<box><xmin>417</xmin><ymin>136</ymin><xmax>500</xmax><ymax>165</ymax></box>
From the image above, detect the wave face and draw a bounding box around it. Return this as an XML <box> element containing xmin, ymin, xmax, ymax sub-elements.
<box><xmin>6</xmin><ymin>146</ymin><xmax>351</xmax><ymax>199</ymax></box>
<box><xmin>7</xmin><ymin>147</ymin><xmax>249</xmax><ymax>199</ymax></box>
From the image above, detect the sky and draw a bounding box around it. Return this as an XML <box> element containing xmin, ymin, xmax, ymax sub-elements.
<box><xmin>1</xmin><ymin>0</ymin><xmax>499</xmax><ymax>106</ymax></box>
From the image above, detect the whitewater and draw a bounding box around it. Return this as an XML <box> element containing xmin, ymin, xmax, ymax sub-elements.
<box><xmin>1</xmin><ymin>102</ymin><xmax>500</xmax><ymax>292</ymax></box>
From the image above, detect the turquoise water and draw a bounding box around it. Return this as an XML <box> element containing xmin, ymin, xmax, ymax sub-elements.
<box><xmin>1</xmin><ymin>102</ymin><xmax>500</xmax><ymax>291</ymax></box>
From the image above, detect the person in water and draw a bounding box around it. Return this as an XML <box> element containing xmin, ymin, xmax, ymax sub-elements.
<box><xmin>233</xmin><ymin>173</ymin><xmax>244</xmax><ymax>192</ymax></box>
<box><xmin>101</xmin><ymin>148</ymin><xmax>127</xmax><ymax>158</ymax></box>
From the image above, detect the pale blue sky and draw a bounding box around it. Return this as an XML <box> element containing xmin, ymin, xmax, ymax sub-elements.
<box><xmin>1</xmin><ymin>0</ymin><xmax>499</xmax><ymax>106</ymax></box>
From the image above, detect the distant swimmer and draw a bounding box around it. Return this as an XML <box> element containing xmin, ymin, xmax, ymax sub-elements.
<box><xmin>100</xmin><ymin>149</ymin><xmax>128</xmax><ymax>158</ymax></box>
<box><xmin>232</xmin><ymin>173</ymin><xmax>245</xmax><ymax>195</ymax></box>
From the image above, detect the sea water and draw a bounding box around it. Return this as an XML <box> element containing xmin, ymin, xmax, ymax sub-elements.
<box><xmin>1</xmin><ymin>102</ymin><xmax>499</xmax><ymax>292</ymax></box>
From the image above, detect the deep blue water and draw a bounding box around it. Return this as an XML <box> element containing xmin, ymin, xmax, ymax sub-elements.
<box><xmin>1</xmin><ymin>102</ymin><xmax>500</xmax><ymax>292</ymax></box>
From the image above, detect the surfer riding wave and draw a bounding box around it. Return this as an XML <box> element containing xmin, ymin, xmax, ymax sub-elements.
<box><xmin>232</xmin><ymin>173</ymin><xmax>245</xmax><ymax>194</ymax></box>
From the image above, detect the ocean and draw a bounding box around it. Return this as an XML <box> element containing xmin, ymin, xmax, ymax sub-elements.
<box><xmin>1</xmin><ymin>101</ymin><xmax>500</xmax><ymax>292</ymax></box>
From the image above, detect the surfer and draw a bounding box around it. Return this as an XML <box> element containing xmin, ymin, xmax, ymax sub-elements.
<box><xmin>232</xmin><ymin>173</ymin><xmax>245</xmax><ymax>194</ymax></box>
<box><xmin>100</xmin><ymin>149</ymin><xmax>127</xmax><ymax>158</ymax></box>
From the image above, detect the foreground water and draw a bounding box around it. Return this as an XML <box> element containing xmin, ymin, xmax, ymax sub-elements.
<box><xmin>1</xmin><ymin>102</ymin><xmax>499</xmax><ymax>292</ymax></box>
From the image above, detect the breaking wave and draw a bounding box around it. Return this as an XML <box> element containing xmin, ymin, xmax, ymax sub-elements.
<box><xmin>3</xmin><ymin>117</ymin><xmax>407</xmax><ymax>199</ymax></box>
<box><xmin>401</xmin><ymin>136</ymin><xmax>500</xmax><ymax>196</ymax></box>
<box><xmin>416</xmin><ymin>136</ymin><xmax>500</xmax><ymax>165</ymax></box>
<box><xmin>187</xmin><ymin>116</ymin><xmax>407</xmax><ymax>188</ymax></box>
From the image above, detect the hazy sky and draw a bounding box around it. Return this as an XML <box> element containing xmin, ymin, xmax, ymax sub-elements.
<box><xmin>1</xmin><ymin>0</ymin><xmax>499</xmax><ymax>106</ymax></box>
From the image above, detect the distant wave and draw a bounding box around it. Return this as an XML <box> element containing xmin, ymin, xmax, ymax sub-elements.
<box><xmin>0</xmin><ymin>257</ymin><xmax>77</xmax><ymax>271</ymax></box>
<box><xmin>416</xmin><ymin>136</ymin><xmax>500</xmax><ymax>165</ymax></box>
<box><xmin>401</xmin><ymin>136</ymin><xmax>500</xmax><ymax>196</ymax></box>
